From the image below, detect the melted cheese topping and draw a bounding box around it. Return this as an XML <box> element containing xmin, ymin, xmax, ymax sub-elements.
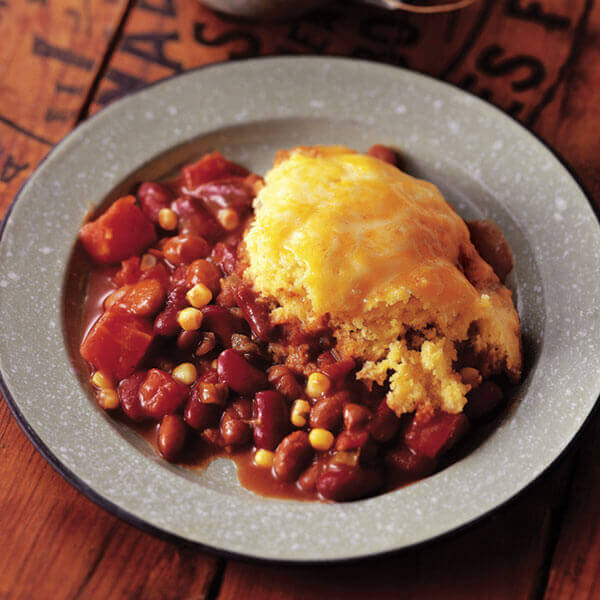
<box><xmin>244</xmin><ymin>146</ymin><xmax>522</xmax><ymax>415</ymax></box>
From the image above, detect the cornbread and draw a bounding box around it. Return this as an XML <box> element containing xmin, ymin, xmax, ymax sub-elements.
<box><xmin>243</xmin><ymin>146</ymin><xmax>522</xmax><ymax>416</ymax></box>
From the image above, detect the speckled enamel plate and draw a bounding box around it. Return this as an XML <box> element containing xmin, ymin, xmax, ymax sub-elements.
<box><xmin>1</xmin><ymin>57</ymin><xmax>599</xmax><ymax>563</ymax></box>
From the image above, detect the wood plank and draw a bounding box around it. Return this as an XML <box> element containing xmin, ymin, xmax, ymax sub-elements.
<box><xmin>0</xmin><ymin>0</ymin><xmax>130</xmax><ymax>215</ymax></box>
<box><xmin>0</xmin><ymin>403</ymin><xmax>221</xmax><ymax>599</ymax></box>
<box><xmin>217</xmin><ymin>457</ymin><xmax>573</xmax><ymax>600</ymax></box>
<box><xmin>544</xmin><ymin>418</ymin><xmax>600</xmax><ymax>599</ymax></box>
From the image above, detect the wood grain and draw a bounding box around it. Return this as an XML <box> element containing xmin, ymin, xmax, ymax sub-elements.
<box><xmin>0</xmin><ymin>0</ymin><xmax>130</xmax><ymax>215</ymax></box>
<box><xmin>1</xmin><ymin>0</ymin><xmax>600</xmax><ymax>598</ymax></box>
<box><xmin>216</xmin><ymin>457</ymin><xmax>574</xmax><ymax>600</ymax></box>
<box><xmin>0</xmin><ymin>404</ymin><xmax>220</xmax><ymax>600</ymax></box>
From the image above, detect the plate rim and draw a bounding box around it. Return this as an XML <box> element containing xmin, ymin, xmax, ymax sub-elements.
<box><xmin>1</xmin><ymin>55</ymin><xmax>599</xmax><ymax>564</ymax></box>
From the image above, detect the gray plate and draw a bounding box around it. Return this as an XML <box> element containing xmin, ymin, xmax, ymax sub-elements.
<box><xmin>1</xmin><ymin>57</ymin><xmax>599</xmax><ymax>563</ymax></box>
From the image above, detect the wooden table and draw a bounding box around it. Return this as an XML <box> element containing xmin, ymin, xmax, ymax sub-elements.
<box><xmin>1</xmin><ymin>1</ymin><xmax>599</xmax><ymax>597</ymax></box>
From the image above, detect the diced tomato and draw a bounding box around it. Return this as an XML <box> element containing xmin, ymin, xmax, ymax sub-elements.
<box><xmin>404</xmin><ymin>411</ymin><xmax>469</xmax><ymax>459</ymax></box>
<box><xmin>139</xmin><ymin>369</ymin><xmax>189</xmax><ymax>419</ymax></box>
<box><xmin>80</xmin><ymin>310</ymin><xmax>154</xmax><ymax>380</ymax></box>
<box><xmin>114</xmin><ymin>279</ymin><xmax>166</xmax><ymax>317</ymax></box>
<box><xmin>140</xmin><ymin>262</ymin><xmax>170</xmax><ymax>292</ymax></box>
<box><xmin>182</xmin><ymin>152</ymin><xmax>249</xmax><ymax>190</ymax></box>
<box><xmin>114</xmin><ymin>256</ymin><xmax>142</xmax><ymax>286</ymax></box>
<box><xmin>79</xmin><ymin>196</ymin><xmax>156</xmax><ymax>264</ymax></box>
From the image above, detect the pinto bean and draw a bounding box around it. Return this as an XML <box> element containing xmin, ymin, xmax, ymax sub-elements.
<box><xmin>343</xmin><ymin>403</ymin><xmax>371</xmax><ymax>431</ymax></box>
<box><xmin>385</xmin><ymin>445</ymin><xmax>437</xmax><ymax>480</ymax></box>
<box><xmin>309</xmin><ymin>391</ymin><xmax>349</xmax><ymax>431</ymax></box>
<box><xmin>298</xmin><ymin>462</ymin><xmax>321</xmax><ymax>493</ymax></box>
<box><xmin>220</xmin><ymin>410</ymin><xmax>252</xmax><ymax>447</ymax></box>
<box><xmin>163</xmin><ymin>235</ymin><xmax>210</xmax><ymax>266</ymax></box>
<box><xmin>268</xmin><ymin>365</ymin><xmax>303</xmax><ymax>400</ymax></box>
<box><xmin>335</xmin><ymin>430</ymin><xmax>369</xmax><ymax>452</ymax></box>
<box><xmin>185</xmin><ymin>259</ymin><xmax>222</xmax><ymax>294</ymax></box>
<box><xmin>316</xmin><ymin>463</ymin><xmax>383</xmax><ymax>502</ymax></box>
<box><xmin>158</xmin><ymin>414</ymin><xmax>187</xmax><ymax>461</ymax></box>
<box><xmin>274</xmin><ymin>431</ymin><xmax>313</xmax><ymax>482</ymax></box>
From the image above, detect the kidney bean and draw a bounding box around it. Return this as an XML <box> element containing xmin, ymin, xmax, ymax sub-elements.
<box><xmin>235</xmin><ymin>284</ymin><xmax>273</xmax><ymax>341</ymax></box>
<box><xmin>157</xmin><ymin>414</ymin><xmax>187</xmax><ymax>461</ymax></box>
<box><xmin>194</xmin><ymin>177</ymin><xmax>254</xmax><ymax>215</ymax></box>
<box><xmin>203</xmin><ymin>307</ymin><xmax>247</xmax><ymax>347</ymax></box>
<box><xmin>369</xmin><ymin>399</ymin><xmax>401</xmax><ymax>443</ymax></box>
<box><xmin>184</xmin><ymin>397</ymin><xmax>222</xmax><ymax>430</ymax></box>
<box><xmin>138</xmin><ymin>182</ymin><xmax>173</xmax><ymax>222</ymax></box>
<box><xmin>385</xmin><ymin>445</ymin><xmax>437</xmax><ymax>480</ymax></box>
<box><xmin>253</xmin><ymin>390</ymin><xmax>289</xmax><ymax>451</ymax></box>
<box><xmin>335</xmin><ymin>430</ymin><xmax>369</xmax><ymax>452</ymax></box>
<box><xmin>366</xmin><ymin>144</ymin><xmax>398</xmax><ymax>166</ymax></box>
<box><xmin>464</xmin><ymin>381</ymin><xmax>504</xmax><ymax>421</ymax></box>
<box><xmin>220</xmin><ymin>410</ymin><xmax>252</xmax><ymax>447</ymax></box>
<box><xmin>163</xmin><ymin>235</ymin><xmax>210</xmax><ymax>266</ymax></box>
<box><xmin>114</xmin><ymin>279</ymin><xmax>166</xmax><ymax>317</ymax></box>
<box><xmin>320</xmin><ymin>359</ymin><xmax>355</xmax><ymax>385</ymax></box>
<box><xmin>316</xmin><ymin>463</ymin><xmax>383</xmax><ymax>502</ymax></box>
<box><xmin>185</xmin><ymin>259</ymin><xmax>222</xmax><ymax>294</ymax></box>
<box><xmin>274</xmin><ymin>431</ymin><xmax>313</xmax><ymax>482</ymax></box>
<box><xmin>404</xmin><ymin>411</ymin><xmax>469</xmax><ymax>459</ymax></box>
<box><xmin>343</xmin><ymin>403</ymin><xmax>371</xmax><ymax>431</ymax></box>
<box><xmin>118</xmin><ymin>371</ymin><xmax>147</xmax><ymax>421</ymax></box>
<box><xmin>268</xmin><ymin>365</ymin><xmax>303</xmax><ymax>400</ymax></box>
<box><xmin>177</xmin><ymin>329</ymin><xmax>201</xmax><ymax>353</ymax></box>
<box><xmin>175</xmin><ymin>197</ymin><xmax>224</xmax><ymax>242</ymax></box>
<box><xmin>217</xmin><ymin>349</ymin><xmax>267</xmax><ymax>394</ymax></box>
<box><xmin>309</xmin><ymin>391</ymin><xmax>349</xmax><ymax>431</ymax></box>
<box><xmin>139</xmin><ymin>369</ymin><xmax>189</xmax><ymax>420</ymax></box>
<box><xmin>298</xmin><ymin>462</ymin><xmax>321</xmax><ymax>493</ymax></box>
<box><xmin>467</xmin><ymin>220</ymin><xmax>514</xmax><ymax>283</ymax></box>
<box><xmin>153</xmin><ymin>285</ymin><xmax>188</xmax><ymax>337</ymax></box>
<box><xmin>210</xmin><ymin>242</ymin><xmax>238</xmax><ymax>276</ymax></box>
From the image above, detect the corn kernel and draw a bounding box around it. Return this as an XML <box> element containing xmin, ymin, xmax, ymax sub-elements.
<box><xmin>254</xmin><ymin>449</ymin><xmax>275</xmax><ymax>468</ymax></box>
<box><xmin>217</xmin><ymin>208</ymin><xmax>239</xmax><ymax>231</ymax></box>
<box><xmin>158</xmin><ymin>208</ymin><xmax>178</xmax><ymax>230</ymax></box>
<box><xmin>291</xmin><ymin>399</ymin><xmax>310</xmax><ymax>428</ymax></box>
<box><xmin>98</xmin><ymin>389</ymin><xmax>119</xmax><ymax>410</ymax></box>
<box><xmin>177</xmin><ymin>307</ymin><xmax>203</xmax><ymax>331</ymax></box>
<box><xmin>306</xmin><ymin>372</ymin><xmax>331</xmax><ymax>398</ymax></box>
<box><xmin>186</xmin><ymin>283</ymin><xmax>212</xmax><ymax>308</ymax></box>
<box><xmin>172</xmin><ymin>362</ymin><xmax>197</xmax><ymax>385</ymax></box>
<box><xmin>460</xmin><ymin>367</ymin><xmax>481</xmax><ymax>388</ymax></box>
<box><xmin>309</xmin><ymin>428</ymin><xmax>334</xmax><ymax>451</ymax></box>
<box><xmin>91</xmin><ymin>370</ymin><xmax>113</xmax><ymax>389</ymax></box>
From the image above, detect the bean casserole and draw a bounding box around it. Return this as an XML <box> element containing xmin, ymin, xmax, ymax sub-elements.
<box><xmin>77</xmin><ymin>144</ymin><xmax>522</xmax><ymax>502</ymax></box>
